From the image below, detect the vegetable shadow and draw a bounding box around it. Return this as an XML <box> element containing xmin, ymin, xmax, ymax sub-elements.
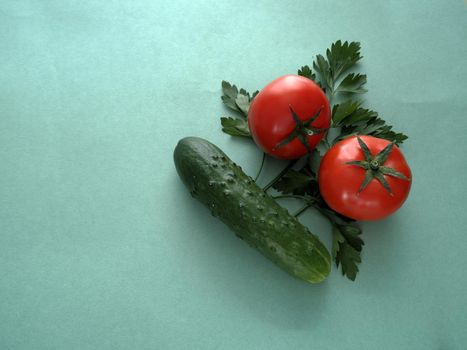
<box><xmin>355</xmin><ymin>214</ymin><xmax>409</xmax><ymax>293</ymax></box>
<box><xmin>172</xmin><ymin>176</ymin><xmax>329</xmax><ymax>330</ymax></box>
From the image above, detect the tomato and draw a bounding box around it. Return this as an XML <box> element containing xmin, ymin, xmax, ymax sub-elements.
<box><xmin>248</xmin><ymin>75</ymin><xmax>331</xmax><ymax>159</ymax></box>
<box><xmin>318</xmin><ymin>135</ymin><xmax>412</xmax><ymax>221</ymax></box>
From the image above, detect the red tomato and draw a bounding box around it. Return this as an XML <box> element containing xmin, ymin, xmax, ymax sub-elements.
<box><xmin>248</xmin><ymin>75</ymin><xmax>330</xmax><ymax>159</ymax></box>
<box><xmin>318</xmin><ymin>135</ymin><xmax>412</xmax><ymax>221</ymax></box>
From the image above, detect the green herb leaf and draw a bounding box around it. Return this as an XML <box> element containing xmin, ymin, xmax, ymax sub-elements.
<box><xmin>332</xmin><ymin>228</ymin><xmax>345</xmax><ymax>259</ymax></box>
<box><xmin>332</xmin><ymin>223</ymin><xmax>364</xmax><ymax>281</ymax></box>
<box><xmin>337</xmin><ymin>117</ymin><xmax>408</xmax><ymax>145</ymax></box>
<box><xmin>272</xmin><ymin>169</ymin><xmax>313</xmax><ymax>195</ymax></box>
<box><xmin>326</xmin><ymin>40</ymin><xmax>362</xmax><ymax>81</ymax></box>
<box><xmin>298</xmin><ymin>65</ymin><xmax>317</xmax><ymax>82</ymax></box>
<box><xmin>313</xmin><ymin>54</ymin><xmax>332</xmax><ymax>92</ymax></box>
<box><xmin>332</xmin><ymin>101</ymin><xmax>378</xmax><ymax>126</ymax></box>
<box><xmin>335</xmin><ymin>73</ymin><xmax>367</xmax><ymax>94</ymax></box>
<box><xmin>313</xmin><ymin>40</ymin><xmax>363</xmax><ymax>95</ymax></box>
<box><xmin>220</xmin><ymin>117</ymin><xmax>251</xmax><ymax>137</ymax></box>
<box><xmin>336</xmin><ymin>244</ymin><xmax>361</xmax><ymax>281</ymax></box>
<box><xmin>221</xmin><ymin>81</ymin><xmax>239</xmax><ymax>112</ymax></box>
<box><xmin>221</xmin><ymin>81</ymin><xmax>257</xmax><ymax>118</ymax></box>
<box><xmin>342</xmin><ymin>107</ymin><xmax>379</xmax><ymax>125</ymax></box>
<box><xmin>235</xmin><ymin>94</ymin><xmax>250</xmax><ymax>116</ymax></box>
<box><xmin>332</xmin><ymin>100</ymin><xmax>361</xmax><ymax>123</ymax></box>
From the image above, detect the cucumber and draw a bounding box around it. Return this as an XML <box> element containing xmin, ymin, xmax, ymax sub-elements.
<box><xmin>174</xmin><ymin>137</ymin><xmax>331</xmax><ymax>283</ymax></box>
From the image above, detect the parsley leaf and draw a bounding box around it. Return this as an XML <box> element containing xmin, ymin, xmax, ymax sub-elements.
<box><xmin>332</xmin><ymin>100</ymin><xmax>361</xmax><ymax>123</ymax></box>
<box><xmin>221</xmin><ymin>81</ymin><xmax>258</xmax><ymax>118</ymax></box>
<box><xmin>272</xmin><ymin>151</ymin><xmax>323</xmax><ymax>196</ymax></box>
<box><xmin>332</xmin><ymin>223</ymin><xmax>364</xmax><ymax>281</ymax></box>
<box><xmin>221</xmin><ymin>81</ymin><xmax>240</xmax><ymax>112</ymax></box>
<box><xmin>220</xmin><ymin>117</ymin><xmax>251</xmax><ymax>137</ymax></box>
<box><xmin>337</xmin><ymin>117</ymin><xmax>408</xmax><ymax>145</ymax></box>
<box><xmin>332</xmin><ymin>101</ymin><xmax>378</xmax><ymax>125</ymax></box>
<box><xmin>313</xmin><ymin>40</ymin><xmax>363</xmax><ymax>96</ymax></box>
<box><xmin>298</xmin><ymin>65</ymin><xmax>317</xmax><ymax>82</ymax></box>
<box><xmin>235</xmin><ymin>92</ymin><xmax>250</xmax><ymax>116</ymax></box>
<box><xmin>335</xmin><ymin>73</ymin><xmax>367</xmax><ymax>94</ymax></box>
<box><xmin>220</xmin><ymin>81</ymin><xmax>258</xmax><ymax>138</ymax></box>
<box><xmin>313</xmin><ymin>55</ymin><xmax>333</xmax><ymax>93</ymax></box>
<box><xmin>331</xmin><ymin>100</ymin><xmax>407</xmax><ymax>145</ymax></box>
<box><xmin>326</xmin><ymin>40</ymin><xmax>363</xmax><ymax>81</ymax></box>
<box><xmin>272</xmin><ymin>169</ymin><xmax>314</xmax><ymax>195</ymax></box>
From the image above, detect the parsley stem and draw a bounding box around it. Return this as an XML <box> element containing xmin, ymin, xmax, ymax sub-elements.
<box><xmin>322</xmin><ymin>135</ymin><xmax>331</xmax><ymax>149</ymax></box>
<box><xmin>328</xmin><ymin>90</ymin><xmax>335</xmax><ymax>106</ymax></box>
<box><xmin>253</xmin><ymin>152</ymin><xmax>266</xmax><ymax>182</ymax></box>
<box><xmin>312</xmin><ymin>204</ymin><xmax>335</xmax><ymax>223</ymax></box>
<box><xmin>272</xmin><ymin>194</ymin><xmax>319</xmax><ymax>205</ymax></box>
<box><xmin>263</xmin><ymin>159</ymin><xmax>299</xmax><ymax>192</ymax></box>
<box><xmin>293</xmin><ymin>203</ymin><xmax>313</xmax><ymax>217</ymax></box>
<box><xmin>273</xmin><ymin>194</ymin><xmax>309</xmax><ymax>201</ymax></box>
<box><xmin>273</xmin><ymin>195</ymin><xmax>319</xmax><ymax>217</ymax></box>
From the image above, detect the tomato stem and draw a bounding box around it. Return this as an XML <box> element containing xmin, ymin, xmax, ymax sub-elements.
<box><xmin>369</xmin><ymin>160</ymin><xmax>379</xmax><ymax>171</ymax></box>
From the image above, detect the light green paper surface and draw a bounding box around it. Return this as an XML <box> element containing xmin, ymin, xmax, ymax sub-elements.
<box><xmin>1</xmin><ymin>1</ymin><xmax>467</xmax><ymax>349</ymax></box>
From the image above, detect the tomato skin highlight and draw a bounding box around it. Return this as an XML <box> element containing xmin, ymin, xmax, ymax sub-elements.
<box><xmin>248</xmin><ymin>75</ymin><xmax>331</xmax><ymax>159</ymax></box>
<box><xmin>318</xmin><ymin>136</ymin><xmax>412</xmax><ymax>221</ymax></box>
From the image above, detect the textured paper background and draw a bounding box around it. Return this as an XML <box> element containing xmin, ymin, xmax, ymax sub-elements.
<box><xmin>1</xmin><ymin>1</ymin><xmax>467</xmax><ymax>349</ymax></box>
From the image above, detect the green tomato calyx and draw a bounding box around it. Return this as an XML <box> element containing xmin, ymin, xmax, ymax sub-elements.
<box><xmin>273</xmin><ymin>105</ymin><xmax>326</xmax><ymax>153</ymax></box>
<box><xmin>369</xmin><ymin>160</ymin><xmax>380</xmax><ymax>171</ymax></box>
<box><xmin>345</xmin><ymin>136</ymin><xmax>410</xmax><ymax>195</ymax></box>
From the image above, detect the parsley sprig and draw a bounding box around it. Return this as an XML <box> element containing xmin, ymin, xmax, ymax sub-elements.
<box><xmin>219</xmin><ymin>40</ymin><xmax>408</xmax><ymax>281</ymax></box>
<box><xmin>220</xmin><ymin>81</ymin><xmax>257</xmax><ymax>137</ymax></box>
<box><xmin>271</xmin><ymin>157</ymin><xmax>363</xmax><ymax>281</ymax></box>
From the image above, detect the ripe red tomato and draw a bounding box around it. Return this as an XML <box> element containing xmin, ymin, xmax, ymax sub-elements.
<box><xmin>318</xmin><ymin>135</ymin><xmax>412</xmax><ymax>221</ymax></box>
<box><xmin>248</xmin><ymin>75</ymin><xmax>330</xmax><ymax>159</ymax></box>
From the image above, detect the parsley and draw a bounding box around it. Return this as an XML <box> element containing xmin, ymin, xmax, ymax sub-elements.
<box><xmin>220</xmin><ymin>117</ymin><xmax>250</xmax><ymax>137</ymax></box>
<box><xmin>337</xmin><ymin>118</ymin><xmax>408</xmax><ymax>145</ymax></box>
<box><xmin>298</xmin><ymin>65</ymin><xmax>317</xmax><ymax>83</ymax></box>
<box><xmin>332</xmin><ymin>100</ymin><xmax>376</xmax><ymax>125</ymax></box>
<box><xmin>335</xmin><ymin>73</ymin><xmax>367</xmax><ymax>94</ymax></box>
<box><xmin>220</xmin><ymin>81</ymin><xmax>257</xmax><ymax>137</ymax></box>
<box><xmin>298</xmin><ymin>40</ymin><xmax>407</xmax><ymax>145</ymax></box>
<box><xmin>332</xmin><ymin>223</ymin><xmax>364</xmax><ymax>281</ymax></box>
<box><xmin>219</xmin><ymin>40</ymin><xmax>409</xmax><ymax>281</ymax></box>
<box><xmin>331</xmin><ymin>101</ymin><xmax>408</xmax><ymax>145</ymax></box>
<box><xmin>272</xmin><ymin>159</ymin><xmax>363</xmax><ymax>280</ymax></box>
<box><xmin>273</xmin><ymin>169</ymin><xmax>319</xmax><ymax>197</ymax></box>
<box><xmin>312</xmin><ymin>40</ymin><xmax>363</xmax><ymax>98</ymax></box>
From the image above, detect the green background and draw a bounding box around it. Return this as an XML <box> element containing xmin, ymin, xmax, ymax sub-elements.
<box><xmin>1</xmin><ymin>1</ymin><xmax>467</xmax><ymax>349</ymax></box>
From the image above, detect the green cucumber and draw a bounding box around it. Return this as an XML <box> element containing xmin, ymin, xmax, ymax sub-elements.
<box><xmin>174</xmin><ymin>137</ymin><xmax>331</xmax><ymax>283</ymax></box>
